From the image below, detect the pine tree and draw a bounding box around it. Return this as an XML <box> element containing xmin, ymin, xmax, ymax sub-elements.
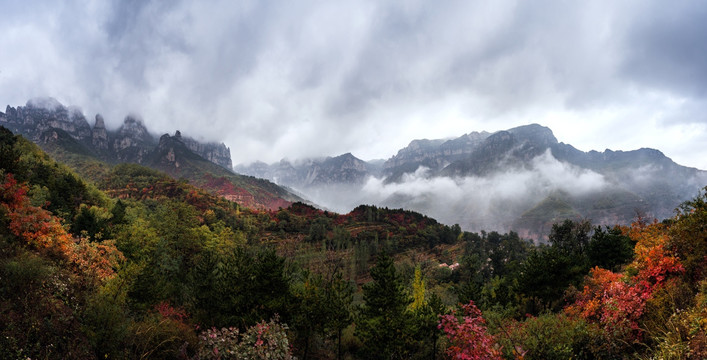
<box><xmin>325</xmin><ymin>271</ymin><xmax>353</xmax><ymax>360</ymax></box>
<box><xmin>356</xmin><ymin>251</ymin><xmax>412</xmax><ymax>359</ymax></box>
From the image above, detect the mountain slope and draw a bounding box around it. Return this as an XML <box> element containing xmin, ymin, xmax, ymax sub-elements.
<box><xmin>1</xmin><ymin>98</ymin><xmax>299</xmax><ymax>210</ymax></box>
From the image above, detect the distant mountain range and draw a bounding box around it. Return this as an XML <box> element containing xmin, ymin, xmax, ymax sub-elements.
<box><xmin>238</xmin><ymin>124</ymin><xmax>707</xmax><ymax>239</ymax></box>
<box><xmin>0</xmin><ymin>98</ymin><xmax>299</xmax><ymax>210</ymax></box>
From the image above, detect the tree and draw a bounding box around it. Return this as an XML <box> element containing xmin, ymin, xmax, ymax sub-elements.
<box><xmin>518</xmin><ymin>220</ymin><xmax>593</xmax><ymax>312</ymax></box>
<box><xmin>438</xmin><ymin>300</ymin><xmax>502</xmax><ymax>360</ymax></box>
<box><xmin>410</xmin><ymin>265</ymin><xmax>426</xmax><ymax>311</ymax></box>
<box><xmin>669</xmin><ymin>187</ymin><xmax>707</xmax><ymax>285</ymax></box>
<box><xmin>566</xmin><ymin>220</ymin><xmax>685</xmax><ymax>351</ymax></box>
<box><xmin>72</xmin><ymin>204</ymin><xmax>109</xmax><ymax>241</ymax></box>
<box><xmin>292</xmin><ymin>272</ymin><xmax>327</xmax><ymax>360</ymax></box>
<box><xmin>324</xmin><ymin>271</ymin><xmax>353</xmax><ymax>360</ymax></box>
<box><xmin>189</xmin><ymin>247</ymin><xmax>292</xmax><ymax>329</ymax></box>
<box><xmin>549</xmin><ymin>219</ymin><xmax>591</xmax><ymax>257</ymax></box>
<box><xmin>587</xmin><ymin>225</ymin><xmax>634</xmax><ymax>271</ymax></box>
<box><xmin>356</xmin><ymin>252</ymin><xmax>413</xmax><ymax>359</ymax></box>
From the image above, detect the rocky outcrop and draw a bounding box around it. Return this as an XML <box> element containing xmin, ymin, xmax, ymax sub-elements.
<box><xmin>91</xmin><ymin>114</ymin><xmax>109</xmax><ymax>150</ymax></box>
<box><xmin>111</xmin><ymin>115</ymin><xmax>155</xmax><ymax>163</ymax></box>
<box><xmin>384</xmin><ymin>124</ymin><xmax>559</xmax><ymax>179</ymax></box>
<box><xmin>178</xmin><ymin>132</ymin><xmax>233</xmax><ymax>170</ymax></box>
<box><xmin>156</xmin><ymin>133</ymin><xmax>181</xmax><ymax>169</ymax></box>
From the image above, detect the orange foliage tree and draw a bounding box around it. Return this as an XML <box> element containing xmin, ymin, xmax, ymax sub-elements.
<box><xmin>566</xmin><ymin>220</ymin><xmax>684</xmax><ymax>344</ymax></box>
<box><xmin>1</xmin><ymin>173</ymin><xmax>123</xmax><ymax>281</ymax></box>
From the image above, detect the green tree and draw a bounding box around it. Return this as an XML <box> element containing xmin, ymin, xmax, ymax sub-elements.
<box><xmin>356</xmin><ymin>252</ymin><xmax>413</xmax><ymax>359</ymax></box>
<box><xmin>189</xmin><ymin>247</ymin><xmax>292</xmax><ymax>329</ymax></box>
<box><xmin>307</xmin><ymin>216</ymin><xmax>332</xmax><ymax>243</ymax></box>
<box><xmin>324</xmin><ymin>271</ymin><xmax>353</xmax><ymax>360</ymax></box>
<box><xmin>587</xmin><ymin>225</ymin><xmax>634</xmax><ymax>271</ymax></box>
<box><xmin>549</xmin><ymin>219</ymin><xmax>591</xmax><ymax>256</ymax></box>
<box><xmin>292</xmin><ymin>272</ymin><xmax>327</xmax><ymax>360</ymax></box>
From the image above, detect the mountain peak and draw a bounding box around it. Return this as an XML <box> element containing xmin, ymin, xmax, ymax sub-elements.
<box><xmin>94</xmin><ymin>114</ymin><xmax>105</xmax><ymax>129</ymax></box>
<box><xmin>26</xmin><ymin>97</ymin><xmax>64</xmax><ymax>111</ymax></box>
<box><xmin>506</xmin><ymin>123</ymin><xmax>557</xmax><ymax>146</ymax></box>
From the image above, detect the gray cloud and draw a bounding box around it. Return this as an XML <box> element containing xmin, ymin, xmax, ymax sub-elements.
<box><xmin>1</xmin><ymin>0</ymin><xmax>707</xmax><ymax>169</ymax></box>
<box><xmin>621</xmin><ymin>2</ymin><xmax>707</xmax><ymax>98</ymax></box>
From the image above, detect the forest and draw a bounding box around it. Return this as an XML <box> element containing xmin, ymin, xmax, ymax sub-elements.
<box><xmin>1</xmin><ymin>125</ymin><xmax>706</xmax><ymax>359</ymax></box>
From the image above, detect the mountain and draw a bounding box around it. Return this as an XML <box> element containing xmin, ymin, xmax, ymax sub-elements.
<box><xmin>236</xmin><ymin>123</ymin><xmax>707</xmax><ymax>239</ymax></box>
<box><xmin>384</xmin><ymin>130</ymin><xmax>491</xmax><ymax>182</ymax></box>
<box><xmin>0</xmin><ymin>98</ymin><xmax>299</xmax><ymax>210</ymax></box>
<box><xmin>236</xmin><ymin>152</ymin><xmax>382</xmax><ymax>188</ymax></box>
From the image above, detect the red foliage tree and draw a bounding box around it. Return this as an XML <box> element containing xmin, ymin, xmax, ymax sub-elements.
<box><xmin>439</xmin><ymin>300</ymin><xmax>503</xmax><ymax>360</ymax></box>
<box><xmin>565</xmin><ymin>221</ymin><xmax>684</xmax><ymax>342</ymax></box>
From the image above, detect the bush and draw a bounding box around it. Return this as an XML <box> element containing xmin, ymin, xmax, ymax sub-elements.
<box><xmin>198</xmin><ymin>317</ymin><xmax>294</xmax><ymax>359</ymax></box>
<box><xmin>493</xmin><ymin>313</ymin><xmax>607</xmax><ymax>360</ymax></box>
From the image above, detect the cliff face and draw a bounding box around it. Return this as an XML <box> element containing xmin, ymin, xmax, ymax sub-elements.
<box><xmin>177</xmin><ymin>131</ymin><xmax>233</xmax><ymax>170</ymax></box>
<box><xmin>111</xmin><ymin>115</ymin><xmax>155</xmax><ymax>163</ymax></box>
<box><xmin>1</xmin><ymin>98</ymin><xmax>233</xmax><ymax>171</ymax></box>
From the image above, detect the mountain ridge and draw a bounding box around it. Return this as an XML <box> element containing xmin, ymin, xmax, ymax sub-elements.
<box><xmin>1</xmin><ymin>98</ymin><xmax>299</xmax><ymax>210</ymax></box>
<box><xmin>1</xmin><ymin>98</ymin><xmax>233</xmax><ymax>170</ymax></box>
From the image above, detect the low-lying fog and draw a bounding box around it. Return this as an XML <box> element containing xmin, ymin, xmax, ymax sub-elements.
<box><xmin>294</xmin><ymin>151</ymin><xmax>612</xmax><ymax>232</ymax></box>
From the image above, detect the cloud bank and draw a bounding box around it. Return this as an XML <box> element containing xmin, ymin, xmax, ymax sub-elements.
<box><xmin>1</xmin><ymin>0</ymin><xmax>706</xmax><ymax>169</ymax></box>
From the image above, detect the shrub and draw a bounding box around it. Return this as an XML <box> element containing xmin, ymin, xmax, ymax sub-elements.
<box><xmin>198</xmin><ymin>317</ymin><xmax>294</xmax><ymax>359</ymax></box>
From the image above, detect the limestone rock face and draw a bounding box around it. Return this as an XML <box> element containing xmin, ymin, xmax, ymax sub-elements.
<box><xmin>157</xmin><ymin>133</ymin><xmax>180</xmax><ymax>168</ymax></box>
<box><xmin>112</xmin><ymin>116</ymin><xmax>155</xmax><ymax>163</ymax></box>
<box><xmin>383</xmin><ymin>131</ymin><xmax>491</xmax><ymax>171</ymax></box>
<box><xmin>91</xmin><ymin>114</ymin><xmax>109</xmax><ymax>150</ymax></box>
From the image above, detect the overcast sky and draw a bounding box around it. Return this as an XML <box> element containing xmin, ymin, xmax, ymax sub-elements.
<box><xmin>1</xmin><ymin>0</ymin><xmax>706</xmax><ymax>169</ymax></box>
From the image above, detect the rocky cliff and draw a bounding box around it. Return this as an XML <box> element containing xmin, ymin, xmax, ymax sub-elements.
<box><xmin>176</xmin><ymin>131</ymin><xmax>233</xmax><ymax>170</ymax></box>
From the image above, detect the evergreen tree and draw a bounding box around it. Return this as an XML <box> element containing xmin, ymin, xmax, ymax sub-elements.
<box><xmin>356</xmin><ymin>252</ymin><xmax>412</xmax><ymax>359</ymax></box>
<box><xmin>587</xmin><ymin>225</ymin><xmax>634</xmax><ymax>271</ymax></box>
<box><xmin>324</xmin><ymin>271</ymin><xmax>353</xmax><ymax>360</ymax></box>
<box><xmin>292</xmin><ymin>272</ymin><xmax>326</xmax><ymax>360</ymax></box>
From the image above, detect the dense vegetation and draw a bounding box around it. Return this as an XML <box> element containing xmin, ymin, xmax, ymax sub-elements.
<box><xmin>1</xmin><ymin>126</ymin><xmax>706</xmax><ymax>359</ymax></box>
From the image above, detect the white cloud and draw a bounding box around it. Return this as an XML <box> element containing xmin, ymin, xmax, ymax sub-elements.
<box><xmin>303</xmin><ymin>150</ymin><xmax>608</xmax><ymax>232</ymax></box>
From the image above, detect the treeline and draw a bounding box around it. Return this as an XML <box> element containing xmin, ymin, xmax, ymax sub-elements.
<box><xmin>1</xmin><ymin>126</ymin><xmax>706</xmax><ymax>359</ymax></box>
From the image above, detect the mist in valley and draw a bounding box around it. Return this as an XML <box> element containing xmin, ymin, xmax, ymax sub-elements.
<box><xmin>292</xmin><ymin>151</ymin><xmax>614</xmax><ymax>234</ymax></box>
